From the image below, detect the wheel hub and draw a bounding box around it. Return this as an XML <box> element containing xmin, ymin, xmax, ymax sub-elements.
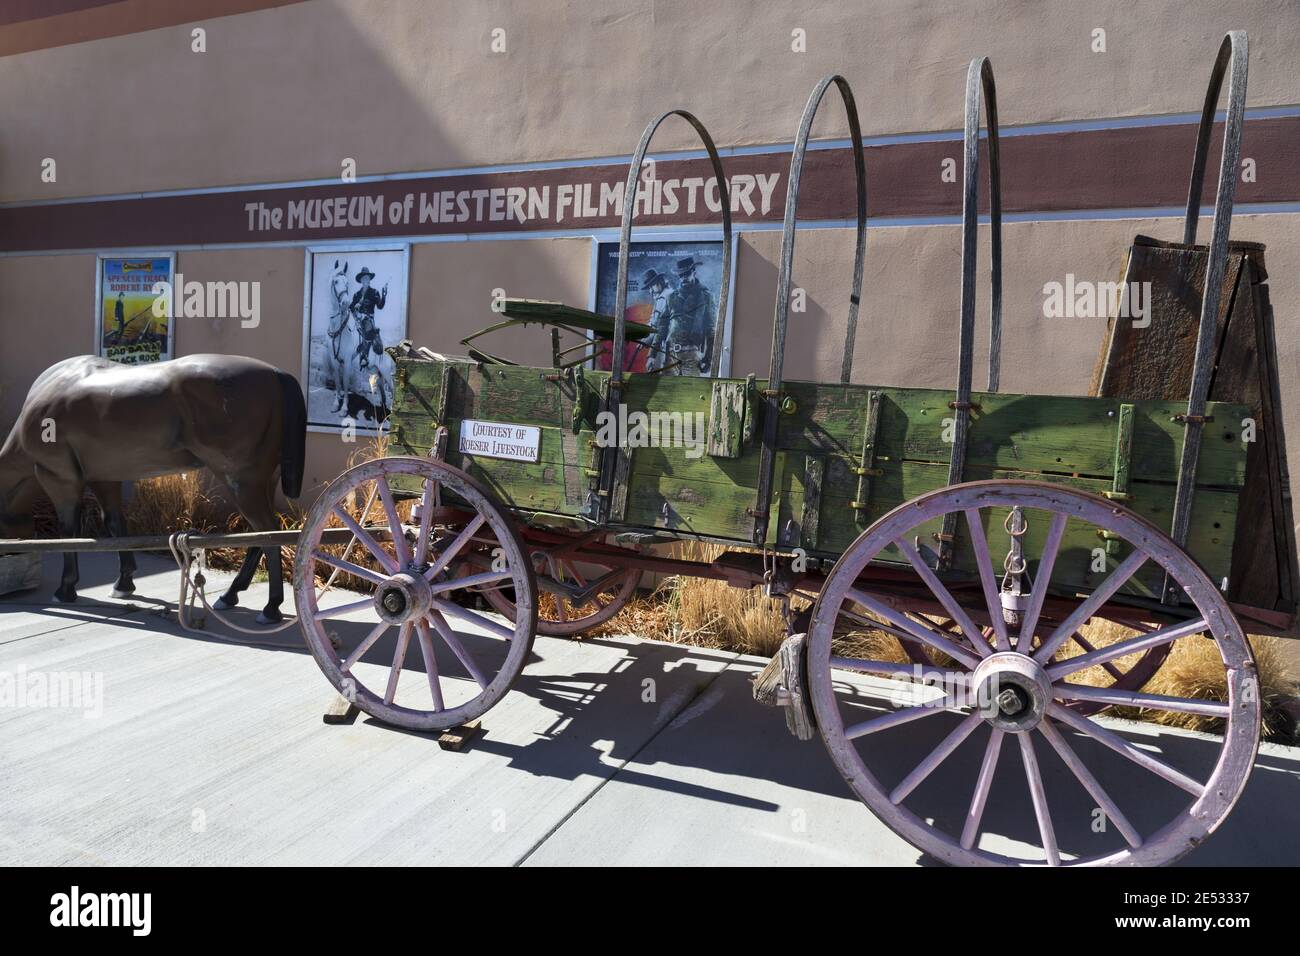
<box><xmin>372</xmin><ymin>572</ymin><xmax>432</xmax><ymax>625</ymax></box>
<box><xmin>971</xmin><ymin>651</ymin><xmax>1054</xmax><ymax>732</ymax></box>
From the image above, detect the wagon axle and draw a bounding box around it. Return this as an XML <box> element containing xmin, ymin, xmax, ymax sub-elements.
<box><xmin>373</xmin><ymin>573</ymin><xmax>432</xmax><ymax>625</ymax></box>
<box><xmin>994</xmin><ymin>687</ymin><xmax>1027</xmax><ymax>718</ymax></box>
<box><xmin>972</xmin><ymin>652</ymin><xmax>1054</xmax><ymax>733</ymax></box>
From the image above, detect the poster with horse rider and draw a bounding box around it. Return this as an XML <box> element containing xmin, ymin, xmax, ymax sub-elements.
<box><xmin>302</xmin><ymin>244</ymin><xmax>409</xmax><ymax>434</ymax></box>
<box><xmin>95</xmin><ymin>254</ymin><xmax>176</xmax><ymax>365</ymax></box>
<box><xmin>589</xmin><ymin>236</ymin><xmax>734</xmax><ymax>378</ymax></box>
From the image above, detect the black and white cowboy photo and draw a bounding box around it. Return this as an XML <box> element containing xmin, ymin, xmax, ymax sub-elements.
<box><xmin>302</xmin><ymin>246</ymin><xmax>409</xmax><ymax>433</ymax></box>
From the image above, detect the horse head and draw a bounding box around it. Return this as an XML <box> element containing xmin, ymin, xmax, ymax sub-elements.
<box><xmin>327</xmin><ymin>269</ymin><xmax>352</xmax><ymax>337</ymax></box>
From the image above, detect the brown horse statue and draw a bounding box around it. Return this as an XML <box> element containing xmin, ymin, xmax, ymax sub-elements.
<box><xmin>0</xmin><ymin>354</ymin><xmax>306</xmax><ymax>624</ymax></box>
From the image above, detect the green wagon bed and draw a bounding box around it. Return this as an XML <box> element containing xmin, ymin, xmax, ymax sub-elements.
<box><xmin>388</xmin><ymin>351</ymin><xmax>1254</xmax><ymax>614</ymax></box>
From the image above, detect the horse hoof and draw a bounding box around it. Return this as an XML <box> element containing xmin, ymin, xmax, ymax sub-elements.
<box><xmin>256</xmin><ymin>610</ymin><xmax>283</xmax><ymax>626</ymax></box>
<box><xmin>213</xmin><ymin>595</ymin><xmax>237</xmax><ymax>610</ymax></box>
<box><xmin>53</xmin><ymin>588</ymin><xmax>78</xmax><ymax>604</ymax></box>
<box><xmin>110</xmin><ymin>587</ymin><xmax>135</xmax><ymax>600</ymax></box>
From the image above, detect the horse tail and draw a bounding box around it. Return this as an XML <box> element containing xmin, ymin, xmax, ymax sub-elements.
<box><xmin>275</xmin><ymin>369</ymin><xmax>307</xmax><ymax>498</ymax></box>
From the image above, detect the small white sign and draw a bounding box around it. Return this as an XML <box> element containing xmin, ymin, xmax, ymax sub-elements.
<box><xmin>459</xmin><ymin>419</ymin><xmax>541</xmax><ymax>463</ymax></box>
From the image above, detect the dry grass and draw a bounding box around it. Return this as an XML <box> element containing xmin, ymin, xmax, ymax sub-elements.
<box><xmin>124</xmin><ymin>471</ymin><xmax>230</xmax><ymax>538</ymax></box>
<box><xmin>585</xmin><ymin>541</ymin><xmax>809</xmax><ymax>657</ymax></box>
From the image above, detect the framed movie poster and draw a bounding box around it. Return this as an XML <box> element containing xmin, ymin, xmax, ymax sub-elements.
<box><xmin>589</xmin><ymin>234</ymin><xmax>736</xmax><ymax>378</ymax></box>
<box><xmin>94</xmin><ymin>253</ymin><xmax>176</xmax><ymax>365</ymax></box>
<box><xmin>302</xmin><ymin>244</ymin><xmax>410</xmax><ymax>434</ymax></box>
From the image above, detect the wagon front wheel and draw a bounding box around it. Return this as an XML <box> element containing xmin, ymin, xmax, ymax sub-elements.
<box><xmin>294</xmin><ymin>456</ymin><xmax>537</xmax><ymax>731</ymax></box>
<box><xmin>808</xmin><ymin>480</ymin><xmax>1260</xmax><ymax>866</ymax></box>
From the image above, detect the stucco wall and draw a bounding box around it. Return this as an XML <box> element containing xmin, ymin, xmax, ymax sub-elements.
<box><xmin>2</xmin><ymin>0</ymin><xmax>1299</xmax><ymax>202</ymax></box>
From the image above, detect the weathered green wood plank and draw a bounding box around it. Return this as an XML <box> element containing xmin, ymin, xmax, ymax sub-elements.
<box><xmin>706</xmin><ymin>379</ymin><xmax>748</xmax><ymax>458</ymax></box>
<box><xmin>622</xmin><ymin>470</ymin><xmax>784</xmax><ymax>543</ymax></box>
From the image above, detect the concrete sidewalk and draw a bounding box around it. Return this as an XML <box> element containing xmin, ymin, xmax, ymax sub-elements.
<box><xmin>1</xmin><ymin>551</ymin><xmax>1298</xmax><ymax>866</ymax></box>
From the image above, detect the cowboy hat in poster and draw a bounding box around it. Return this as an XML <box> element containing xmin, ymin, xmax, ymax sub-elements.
<box><xmin>590</xmin><ymin>237</ymin><xmax>734</xmax><ymax>378</ymax></box>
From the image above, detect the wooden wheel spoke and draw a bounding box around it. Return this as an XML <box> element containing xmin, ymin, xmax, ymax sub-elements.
<box><xmin>342</xmin><ymin>620</ymin><xmax>390</xmax><ymax>672</ymax></box>
<box><xmin>1017</xmin><ymin>512</ymin><xmax>1068</xmax><ymax>651</ymax></box>
<box><xmin>844</xmin><ymin>693</ymin><xmax>959</xmax><ymax>740</ymax></box>
<box><xmin>313</xmin><ymin>597</ymin><xmax>374</xmax><ymax>621</ymax></box>
<box><xmin>961</xmin><ymin>728</ymin><xmax>1004</xmax><ymax>850</ymax></box>
<box><xmin>890</xmin><ymin>713</ymin><xmax>983</xmax><ymax>804</ymax></box>
<box><xmin>1034</xmin><ymin>550</ymin><xmax>1148</xmax><ymax>663</ymax></box>
<box><xmin>1046</xmin><ymin>618</ymin><xmax>1207</xmax><ymax>680</ymax></box>
<box><xmin>384</xmin><ymin>623</ymin><xmax>413</xmax><ymax>705</ymax></box>
<box><xmin>963</xmin><ymin>509</ymin><xmax>1010</xmax><ymax>650</ymax></box>
<box><xmin>312</xmin><ymin>550</ymin><xmax>387</xmax><ymax>586</ymax></box>
<box><xmin>894</xmin><ymin>537</ymin><xmax>991</xmax><ymax>658</ymax></box>
<box><xmin>1070</xmin><ymin>632</ymin><xmax>1126</xmax><ymax>681</ymax></box>
<box><xmin>432</xmin><ymin>599</ymin><xmax>517</xmax><ymax>641</ymax></box>
<box><xmin>1018</xmin><ymin>733</ymin><xmax>1061</xmax><ymax>866</ymax></box>
<box><xmin>829</xmin><ymin>656</ymin><xmax>967</xmax><ymax>684</ymax></box>
<box><xmin>843</xmin><ymin>611</ymin><xmax>944</xmax><ymax>663</ymax></box>
<box><xmin>846</xmin><ymin>588</ymin><xmax>982</xmax><ymax>670</ymax></box>
<box><xmin>414</xmin><ymin>475</ymin><xmax>438</xmax><ymax>566</ymax></box>
<box><xmin>375</xmin><ymin>476</ymin><xmax>412</xmax><ymax>569</ymax></box>
<box><xmin>331</xmin><ymin>506</ymin><xmax>398</xmax><ymax>575</ymax></box>
<box><xmin>414</xmin><ymin>619</ymin><xmax>445</xmax><ymax>712</ymax></box>
<box><xmin>563</xmin><ymin>560</ymin><xmax>588</xmax><ymax>587</ymax></box>
<box><xmin>428</xmin><ymin>611</ymin><xmax>490</xmax><ymax>689</ymax></box>
<box><xmin>1053</xmin><ymin>684</ymin><xmax>1230</xmax><ymax>718</ymax></box>
<box><xmin>422</xmin><ymin>514</ymin><xmax>487</xmax><ymax>581</ymax></box>
<box><xmin>1048</xmin><ymin>704</ymin><xmax>1205</xmax><ymax>796</ymax></box>
<box><xmin>429</xmin><ymin>570</ymin><xmax>514</xmax><ymax>595</ymax></box>
<box><xmin>1037</xmin><ymin>719</ymin><xmax>1142</xmax><ymax>848</ymax></box>
<box><xmin>545</xmin><ymin>557</ymin><xmax>570</xmax><ymax>621</ymax></box>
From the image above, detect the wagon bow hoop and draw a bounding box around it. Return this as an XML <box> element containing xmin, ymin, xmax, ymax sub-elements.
<box><xmin>767</xmin><ymin>74</ymin><xmax>869</xmax><ymax>390</ymax></box>
<box><xmin>600</xmin><ymin>109</ymin><xmax>733</xmax><ymax>524</ymax></box>
<box><xmin>957</xmin><ymin>56</ymin><xmax>1003</xmax><ymax>401</ymax></box>
<box><xmin>1169</xmin><ymin>30</ymin><xmax>1249</xmax><ymax>549</ymax></box>
<box><xmin>937</xmin><ymin>56</ymin><xmax>1003</xmax><ymax>568</ymax></box>
<box><xmin>752</xmin><ymin>73</ymin><xmax>868</xmax><ymax>544</ymax></box>
<box><xmin>610</xmin><ymin>109</ymin><xmax>734</xmax><ymax>385</ymax></box>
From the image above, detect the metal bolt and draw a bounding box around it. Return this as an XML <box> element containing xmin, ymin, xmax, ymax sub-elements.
<box><xmin>382</xmin><ymin>590</ymin><xmax>406</xmax><ymax>615</ymax></box>
<box><xmin>996</xmin><ymin>688</ymin><xmax>1024</xmax><ymax>716</ymax></box>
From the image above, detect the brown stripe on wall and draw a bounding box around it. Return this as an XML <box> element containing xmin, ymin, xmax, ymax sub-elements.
<box><xmin>2</xmin><ymin>115</ymin><xmax>1297</xmax><ymax>253</ymax></box>
<box><xmin>0</xmin><ymin>0</ymin><xmax>309</xmax><ymax>56</ymax></box>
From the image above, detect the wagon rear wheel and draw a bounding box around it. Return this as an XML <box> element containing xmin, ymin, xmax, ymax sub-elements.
<box><xmin>808</xmin><ymin>480</ymin><xmax>1260</xmax><ymax>866</ymax></box>
<box><xmin>294</xmin><ymin>457</ymin><xmax>536</xmax><ymax>731</ymax></box>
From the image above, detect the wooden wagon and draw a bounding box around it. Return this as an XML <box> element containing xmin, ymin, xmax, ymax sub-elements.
<box><xmin>290</xmin><ymin>32</ymin><xmax>1294</xmax><ymax>865</ymax></box>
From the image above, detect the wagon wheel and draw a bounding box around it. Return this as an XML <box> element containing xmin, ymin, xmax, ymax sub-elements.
<box><xmin>294</xmin><ymin>457</ymin><xmax>536</xmax><ymax>731</ymax></box>
<box><xmin>808</xmin><ymin>480</ymin><xmax>1260</xmax><ymax>866</ymax></box>
<box><xmin>462</xmin><ymin>543</ymin><xmax>639</xmax><ymax>636</ymax></box>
